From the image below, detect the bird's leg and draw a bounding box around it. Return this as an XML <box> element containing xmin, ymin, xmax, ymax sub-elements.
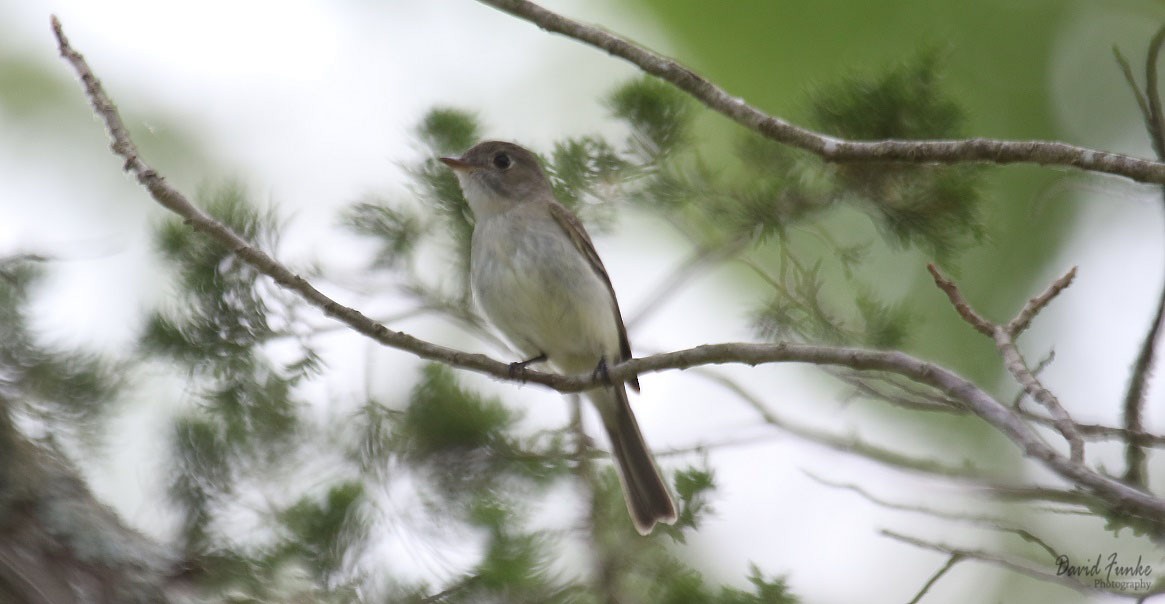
<box><xmin>591</xmin><ymin>357</ymin><xmax>613</xmax><ymax>387</ymax></box>
<box><xmin>508</xmin><ymin>353</ymin><xmax>547</xmax><ymax>381</ymax></box>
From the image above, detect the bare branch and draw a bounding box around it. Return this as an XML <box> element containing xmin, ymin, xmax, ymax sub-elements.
<box><xmin>474</xmin><ymin>0</ymin><xmax>1165</xmax><ymax>186</ymax></box>
<box><xmin>1011</xmin><ymin>349</ymin><xmax>1055</xmax><ymax>408</ymax></box>
<box><xmin>1120</xmin><ymin>25</ymin><xmax>1165</xmax><ymax>488</ymax></box>
<box><xmin>880</xmin><ymin>530</ymin><xmax>1093</xmax><ymax>594</ymax></box>
<box><xmin>809</xmin><ymin>473</ymin><xmax>1063</xmax><ymax>559</ymax></box>
<box><xmin>1122</xmin><ymin>282</ymin><xmax>1165</xmax><ymax>487</ymax></box>
<box><xmin>833</xmin><ymin>369</ymin><xmax>965</xmax><ymax>414</ymax></box>
<box><xmin>889</xmin><ymin>528</ymin><xmax>1165</xmax><ymax>600</ymax></box>
<box><xmin>709</xmin><ymin>370</ymin><xmax>1101</xmax><ymax>512</ymax></box>
<box><xmin>929</xmin><ymin>264</ymin><xmax>1085</xmax><ymax>463</ymax></box>
<box><xmin>696</xmin><ymin>368</ymin><xmax>988</xmax><ymax>480</ymax></box>
<box><xmin>1144</xmin><ymin>26</ymin><xmax>1165</xmax><ymax>158</ymax></box>
<box><xmin>970</xmin><ymin>484</ymin><xmax>1096</xmax><ymax>508</ymax></box>
<box><xmin>1006</xmin><ymin>267</ymin><xmax>1077</xmax><ymax>336</ymax></box>
<box><xmin>926</xmin><ymin>264</ymin><xmax>994</xmax><ymax>336</ymax></box>
<box><xmin>1021</xmin><ymin>410</ymin><xmax>1165</xmax><ymax>447</ymax></box>
<box><xmin>907</xmin><ymin>554</ymin><xmax>963</xmax><ymax>604</ymax></box>
<box><xmin>993</xmin><ymin>329</ymin><xmax>1084</xmax><ymax>463</ymax></box>
<box><xmin>1114</xmin><ymin>47</ymin><xmax>1152</xmax><ymax>132</ymax></box>
<box><xmin>626</xmin><ymin>238</ymin><xmax>746</xmax><ymax>330</ymax></box>
<box><xmin>655</xmin><ymin>433</ymin><xmax>783</xmax><ymax>458</ymax></box>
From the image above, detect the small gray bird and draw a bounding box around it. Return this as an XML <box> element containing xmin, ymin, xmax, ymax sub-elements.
<box><xmin>441</xmin><ymin>141</ymin><xmax>677</xmax><ymax>535</ymax></box>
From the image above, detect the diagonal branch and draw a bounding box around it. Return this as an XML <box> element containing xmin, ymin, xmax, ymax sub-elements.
<box><xmin>926</xmin><ymin>264</ymin><xmax>994</xmax><ymax>337</ymax></box>
<box><xmin>993</xmin><ymin>329</ymin><xmax>1083</xmax><ymax>463</ymax></box>
<box><xmin>1114</xmin><ymin>49</ymin><xmax>1152</xmax><ymax>142</ymax></box>
<box><xmin>906</xmin><ymin>554</ymin><xmax>962</xmax><ymax>604</ymax></box>
<box><xmin>1006</xmin><ymin>267</ymin><xmax>1077</xmax><ymax>336</ymax></box>
<box><xmin>1119</xmin><ymin>25</ymin><xmax>1165</xmax><ymax>488</ymax></box>
<box><xmin>53</xmin><ymin>15</ymin><xmax>1165</xmax><ymax>530</ymax></box>
<box><xmin>881</xmin><ymin>530</ymin><xmax>1094</xmax><ymax>595</ymax></box>
<box><xmin>1142</xmin><ymin>26</ymin><xmax>1165</xmax><ymax>157</ymax></box>
<box><xmin>474</xmin><ymin>0</ymin><xmax>1165</xmax><ymax>186</ymax></box>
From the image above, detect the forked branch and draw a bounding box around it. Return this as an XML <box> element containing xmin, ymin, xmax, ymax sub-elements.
<box><xmin>928</xmin><ymin>264</ymin><xmax>1084</xmax><ymax>463</ymax></box>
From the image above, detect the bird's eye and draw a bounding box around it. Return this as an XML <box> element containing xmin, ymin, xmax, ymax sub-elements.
<box><xmin>492</xmin><ymin>152</ymin><xmax>512</xmax><ymax>170</ymax></box>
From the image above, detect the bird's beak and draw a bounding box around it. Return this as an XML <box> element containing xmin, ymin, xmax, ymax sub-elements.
<box><xmin>439</xmin><ymin>156</ymin><xmax>474</xmax><ymax>172</ymax></box>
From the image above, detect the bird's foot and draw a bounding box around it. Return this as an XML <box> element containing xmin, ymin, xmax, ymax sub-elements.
<box><xmin>508</xmin><ymin>353</ymin><xmax>547</xmax><ymax>382</ymax></box>
<box><xmin>591</xmin><ymin>358</ymin><xmax>614</xmax><ymax>387</ymax></box>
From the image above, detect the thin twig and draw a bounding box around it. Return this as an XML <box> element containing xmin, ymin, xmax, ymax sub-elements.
<box><xmin>808</xmin><ymin>473</ymin><xmax>1061</xmax><ymax>559</ymax></box>
<box><xmin>1020</xmin><ymin>410</ymin><xmax>1165</xmax><ymax>447</ymax></box>
<box><xmin>926</xmin><ymin>264</ymin><xmax>994</xmax><ymax>337</ymax></box>
<box><xmin>1006</xmin><ymin>267</ymin><xmax>1077</xmax><ymax>336</ymax></box>
<box><xmin>1120</xmin><ymin>25</ymin><xmax>1165</xmax><ymax>489</ymax></box>
<box><xmin>1114</xmin><ymin>47</ymin><xmax>1152</xmax><ymax>132</ymax></box>
<box><xmin>906</xmin><ymin>554</ymin><xmax>962</xmax><ymax>604</ymax></box>
<box><xmin>1122</xmin><ymin>282</ymin><xmax>1164</xmax><ymax>486</ymax></box>
<box><xmin>654</xmin><ymin>432</ymin><xmax>784</xmax><ymax>458</ymax></box>
<box><xmin>832</xmin><ymin>369</ymin><xmax>965</xmax><ymax>414</ymax></box>
<box><xmin>1011</xmin><ymin>350</ymin><xmax>1055</xmax><ymax>408</ymax></box>
<box><xmin>994</xmin><ymin>328</ymin><xmax>1085</xmax><ymax>463</ymax></box>
<box><xmin>1143</xmin><ymin>27</ymin><xmax>1165</xmax><ymax>157</ymax></box>
<box><xmin>881</xmin><ymin>530</ymin><xmax>1094</xmax><ymax>594</ymax></box>
<box><xmin>705</xmin><ymin>369</ymin><xmax>1100</xmax><ymax>511</ymax></box>
<box><xmin>970</xmin><ymin>484</ymin><xmax>1095</xmax><ymax>508</ymax></box>
<box><xmin>474</xmin><ymin>0</ymin><xmax>1165</xmax><ymax>186</ymax></box>
<box><xmin>626</xmin><ymin>238</ymin><xmax>746</xmax><ymax>330</ymax></box>
<box><xmin>696</xmin><ymin>368</ymin><xmax>989</xmax><ymax>480</ymax></box>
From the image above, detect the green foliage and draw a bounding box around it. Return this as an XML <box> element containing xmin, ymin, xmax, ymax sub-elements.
<box><xmin>340</xmin><ymin>197</ymin><xmax>424</xmax><ymax>269</ymax></box>
<box><xmin>169</xmin><ymin>416</ymin><xmax>230</xmax><ymax>548</ymax></box>
<box><xmin>728</xmin><ymin>135</ymin><xmax>836</xmax><ymax>242</ymax></box>
<box><xmin>810</xmin><ymin>49</ymin><xmax>963</xmax><ymax>140</ymax></box>
<box><xmin>547</xmin><ymin>136</ymin><xmax>630</xmax><ymax>214</ymax></box>
<box><xmin>855</xmin><ymin>287</ymin><xmax>913</xmax><ymax>349</ymax></box>
<box><xmin>145</xmin><ymin>182</ymin><xmax>278</xmax><ymax>361</ymax></box>
<box><xmin>653</xmin><ymin>563</ymin><xmax>796</xmax><ymax>604</ymax></box>
<box><xmin>145</xmin><ymin>185</ymin><xmax>318</xmax><ymax>567</ymax></box>
<box><xmin>417</xmin><ymin>107</ymin><xmax>481</xmax><ymax>157</ymax></box>
<box><xmin>396</xmin><ymin>364</ymin><xmax>572</xmax><ymax>499</ymax></box>
<box><xmin>722</xmin><ymin>566</ymin><xmax>796</xmax><ymax>604</ymax></box>
<box><xmin>808</xmin><ymin>49</ymin><xmax>985</xmax><ymax>259</ymax></box>
<box><xmin>0</xmin><ymin>256</ymin><xmax>122</xmax><ymax>433</ymax></box>
<box><xmin>401</xmin><ymin>363</ymin><xmax>514</xmax><ymax>455</ymax></box>
<box><xmin>608</xmin><ymin>76</ymin><xmax>696</xmax><ymax>158</ymax></box>
<box><xmin>279</xmin><ymin>482</ymin><xmax>364</xmax><ymax>577</ymax></box>
<box><xmin>470</xmin><ymin>528</ymin><xmax>553</xmax><ymax>596</ymax></box>
<box><xmin>406</xmin><ymin>108</ymin><xmax>479</xmax><ymax>292</ymax></box>
<box><xmin>668</xmin><ymin>467</ymin><xmax>716</xmax><ymax>537</ymax></box>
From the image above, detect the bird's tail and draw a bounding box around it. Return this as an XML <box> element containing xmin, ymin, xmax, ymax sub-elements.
<box><xmin>589</xmin><ymin>385</ymin><xmax>677</xmax><ymax>535</ymax></box>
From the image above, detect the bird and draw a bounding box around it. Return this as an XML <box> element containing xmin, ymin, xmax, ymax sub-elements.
<box><xmin>441</xmin><ymin>140</ymin><xmax>677</xmax><ymax>535</ymax></box>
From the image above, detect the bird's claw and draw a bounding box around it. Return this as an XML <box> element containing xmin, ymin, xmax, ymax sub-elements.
<box><xmin>591</xmin><ymin>358</ymin><xmax>614</xmax><ymax>387</ymax></box>
<box><xmin>508</xmin><ymin>353</ymin><xmax>547</xmax><ymax>382</ymax></box>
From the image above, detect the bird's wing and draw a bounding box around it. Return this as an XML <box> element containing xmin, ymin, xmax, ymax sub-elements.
<box><xmin>547</xmin><ymin>201</ymin><xmax>640</xmax><ymax>392</ymax></box>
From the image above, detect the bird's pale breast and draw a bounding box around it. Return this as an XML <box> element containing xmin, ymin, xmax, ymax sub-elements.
<box><xmin>470</xmin><ymin>209</ymin><xmax>621</xmax><ymax>375</ymax></box>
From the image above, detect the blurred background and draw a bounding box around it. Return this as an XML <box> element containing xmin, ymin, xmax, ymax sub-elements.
<box><xmin>2</xmin><ymin>0</ymin><xmax>1164</xmax><ymax>602</ymax></box>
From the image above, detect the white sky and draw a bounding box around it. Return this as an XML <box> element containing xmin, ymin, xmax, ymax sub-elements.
<box><xmin>2</xmin><ymin>1</ymin><xmax>1163</xmax><ymax>602</ymax></box>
